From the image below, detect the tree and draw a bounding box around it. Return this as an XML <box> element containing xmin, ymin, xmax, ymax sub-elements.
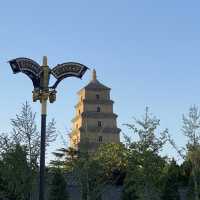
<box><xmin>11</xmin><ymin>101</ymin><xmax>57</xmax><ymax>167</ymax></box>
<box><xmin>182</xmin><ymin>105</ymin><xmax>200</xmax><ymax>200</ymax></box>
<box><xmin>11</xmin><ymin>101</ymin><xmax>39</xmax><ymax>167</ymax></box>
<box><xmin>73</xmin><ymin>152</ymin><xmax>104</xmax><ymax>200</ymax></box>
<box><xmin>124</xmin><ymin>149</ymin><xmax>166</xmax><ymax>200</ymax></box>
<box><xmin>0</xmin><ymin>101</ymin><xmax>57</xmax><ymax>199</ymax></box>
<box><xmin>0</xmin><ymin>133</ymin><xmax>13</xmax><ymax>154</ymax></box>
<box><xmin>50</xmin><ymin>147</ymin><xmax>78</xmax><ymax>170</ymax></box>
<box><xmin>0</xmin><ymin>144</ymin><xmax>31</xmax><ymax>200</ymax></box>
<box><xmin>49</xmin><ymin>168</ymin><xmax>69</xmax><ymax>200</ymax></box>
<box><xmin>74</xmin><ymin>143</ymin><xmax>128</xmax><ymax>200</ymax></box>
<box><xmin>182</xmin><ymin>105</ymin><xmax>200</xmax><ymax>147</ymax></box>
<box><xmin>51</xmin><ymin>144</ymin><xmax>127</xmax><ymax>199</ymax></box>
<box><xmin>124</xmin><ymin>107</ymin><xmax>168</xmax><ymax>153</ymax></box>
<box><xmin>94</xmin><ymin>143</ymin><xmax>128</xmax><ymax>185</ymax></box>
<box><xmin>123</xmin><ymin>107</ymin><xmax>168</xmax><ymax>200</ymax></box>
<box><xmin>161</xmin><ymin>159</ymin><xmax>181</xmax><ymax>200</ymax></box>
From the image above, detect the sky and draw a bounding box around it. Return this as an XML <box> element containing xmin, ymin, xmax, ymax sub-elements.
<box><xmin>1</xmin><ymin>0</ymin><xmax>200</xmax><ymax>162</ymax></box>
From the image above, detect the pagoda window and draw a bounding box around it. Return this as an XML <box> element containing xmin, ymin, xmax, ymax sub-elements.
<box><xmin>96</xmin><ymin>94</ymin><xmax>100</xmax><ymax>100</ymax></box>
<box><xmin>98</xmin><ymin>121</ymin><xmax>102</xmax><ymax>127</ymax></box>
<box><xmin>98</xmin><ymin>136</ymin><xmax>103</xmax><ymax>142</ymax></box>
<box><xmin>97</xmin><ymin>106</ymin><xmax>101</xmax><ymax>112</ymax></box>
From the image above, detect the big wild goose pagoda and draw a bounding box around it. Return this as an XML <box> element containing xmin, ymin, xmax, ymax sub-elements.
<box><xmin>69</xmin><ymin>69</ymin><xmax>121</xmax><ymax>153</ymax></box>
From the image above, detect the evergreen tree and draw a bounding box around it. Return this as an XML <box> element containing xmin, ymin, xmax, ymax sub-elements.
<box><xmin>0</xmin><ymin>144</ymin><xmax>31</xmax><ymax>200</ymax></box>
<box><xmin>182</xmin><ymin>105</ymin><xmax>200</xmax><ymax>200</ymax></box>
<box><xmin>94</xmin><ymin>143</ymin><xmax>128</xmax><ymax>185</ymax></box>
<box><xmin>51</xmin><ymin>147</ymin><xmax>78</xmax><ymax>170</ymax></box>
<box><xmin>49</xmin><ymin>169</ymin><xmax>69</xmax><ymax>200</ymax></box>
<box><xmin>11</xmin><ymin>101</ymin><xmax>57</xmax><ymax>166</ymax></box>
<box><xmin>0</xmin><ymin>102</ymin><xmax>58</xmax><ymax>199</ymax></box>
<box><xmin>162</xmin><ymin>159</ymin><xmax>181</xmax><ymax>200</ymax></box>
<box><xmin>123</xmin><ymin>107</ymin><xmax>168</xmax><ymax>200</ymax></box>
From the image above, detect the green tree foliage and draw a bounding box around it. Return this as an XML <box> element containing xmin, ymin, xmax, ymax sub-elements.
<box><xmin>182</xmin><ymin>105</ymin><xmax>200</xmax><ymax>200</ymax></box>
<box><xmin>50</xmin><ymin>147</ymin><xmax>78</xmax><ymax>170</ymax></box>
<box><xmin>49</xmin><ymin>168</ymin><xmax>69</xmax><ymax>200</ymax></box>
<box><xmin>11</xmin><ymin>101</ymin><xmax>57</xmax><ymax>166</ymax></box>
<box><xmin>161</xmin><ymin>159</ymin><xmax>181</xmax><ymax>200</ymax></box>
<box><xmin>76</xmin><ymin>143</ymin><xmax>128</xmax><ymax>200</ymax></box>
<box><xmin>0</xmin><ymin>144</ymin><xmax>31</xmax><ymax>200</ymax></box>
<box><xmin>77</xmin><ymin>154</ymin><xmax>103</xmax><ymax>200</ymax></box>
<box><xmin>94</xmin><ymin>143</ymin><xmax>128</xmax><ymax>185</ymax></box>
<box><xmin>0</xmin><ymin>102</ymin><xmax>57</xmax><ymax>199</ymax></box>
<box><xmin>124</xmin><ymin>107</ymin><xmax>168</xmax><ymax>153</ymax></box>
<box><xmin>182</xmin><ymin>105</ymin><xmax>200</xmax><ymax>147</ymax></box>
<box><xmin>123</xmin><ymin>149</ymin><xmax>166</xmax><ymax>200</ymax></box>
<box><xmin>180</xmin><ymin>160</ymin><xmax>192</xmax><ymax>186</ymax></box>
<box><xmin>123</xmin><ymin>107</ymin><xmax>168</xmax><ymax>200</ymax></box>
<box><xmin>51</xmin><ymin>144</ymin><xmax>128</xmax><ymax>200</ymax></box>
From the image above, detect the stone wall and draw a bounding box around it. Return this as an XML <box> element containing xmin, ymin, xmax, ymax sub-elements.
<box><xmin>66</xmin><ymin>185</ymin><xmax>123</xmax><ymax>200</ymax></box>
<box><xmin>66</xmin><ymin>186</ymin><xmax>187</xmax><ymax>200</ymax></box>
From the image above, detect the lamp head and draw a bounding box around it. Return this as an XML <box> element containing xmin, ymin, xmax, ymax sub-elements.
<box><xmin>51</xmin><ymin>62</ymin><xmax>89</xmax><ymax>89</ymax></box>
<box><xmin>8</xmin><ymin>57</ymin><xmax>42</xmax><ymax>88</ymax></box>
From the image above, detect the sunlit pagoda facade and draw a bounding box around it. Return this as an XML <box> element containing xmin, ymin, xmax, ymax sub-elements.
<box><xmin>69</xmin><ymin>69</ymin><xmax>120</xmax><ymax>153</ymax></box>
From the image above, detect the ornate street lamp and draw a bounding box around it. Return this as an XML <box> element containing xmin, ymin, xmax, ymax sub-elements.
<box><xmin>8</xmin><ymin>56</ymin><xmax>88</xmax><ymax>200</ymax></box>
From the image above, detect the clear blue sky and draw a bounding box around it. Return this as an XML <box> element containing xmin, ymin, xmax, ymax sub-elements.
<box><xmin>1</xmin><ymin>0</ymin><xmax>200</xmax><ymax>161</ymax></box>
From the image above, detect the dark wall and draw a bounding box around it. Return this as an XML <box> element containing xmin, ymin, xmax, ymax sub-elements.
<box><xmin>67</xmin><ymin>185</ymin><xmax>122</xmax><ymax>200</ymax></box>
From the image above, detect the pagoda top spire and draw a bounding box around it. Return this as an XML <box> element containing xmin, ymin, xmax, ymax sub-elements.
<box><xmin>92</xmin><ymin>69</ymin><xmax>97</xmax><ymax>81</ymax></box>
<box><xmin>78</xmin><ymin>68</ymin><xmax>110</xmax><ymax>93</ymax></box>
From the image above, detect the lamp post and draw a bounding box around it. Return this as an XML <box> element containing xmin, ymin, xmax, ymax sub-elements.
<box><xmin>8</xmin><ymin>56</ymin><xmax>88</xmax><ymax>200</ymax></box>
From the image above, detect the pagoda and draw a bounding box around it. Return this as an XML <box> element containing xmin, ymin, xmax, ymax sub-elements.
<box><xmin>69</xmin><ymin>69</ymin><xmax>120</xmax><ymax>153</ymax></box>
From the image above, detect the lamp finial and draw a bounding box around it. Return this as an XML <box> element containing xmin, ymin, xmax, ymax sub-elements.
<box><xmin>43</xmin><ymin>56</ymin><xmax>48</xmax><ymax>66</ymax></box>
